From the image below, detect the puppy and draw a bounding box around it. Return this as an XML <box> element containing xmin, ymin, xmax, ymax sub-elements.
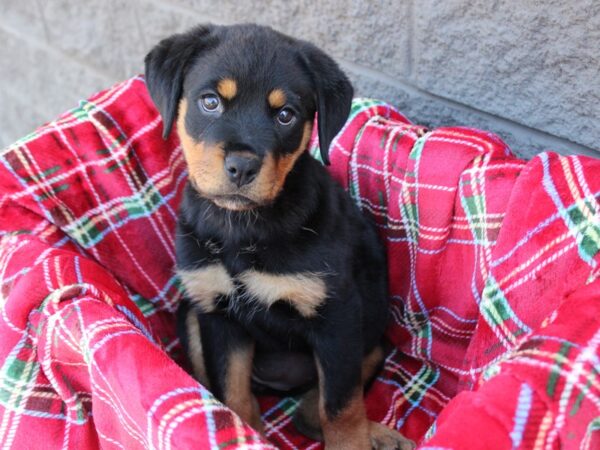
<box><xmin>145</xmin><ymin>23</ymin><xmax>414</xmax><ymax>450</ymax></box>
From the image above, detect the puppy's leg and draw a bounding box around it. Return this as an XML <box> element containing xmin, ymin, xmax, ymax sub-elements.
<box><xmin>312</xmin><ymin>335</ymin><xmax>415</xmax><ymax>450</ymax></box>
<box><xmin>312</xmin><ymin>315</ymin><xmax>370</xmax><ymax>450</ymax></box>
<box><xmin>293</xmin><ymin>345</ymin><xmax>384</xmax><ymax>442</ymax></box>
<box><xmin>198</xmin><ymin>312</ymin><xmax>263</xmax><ymax>432</ymax></box>
<box><xmin>176</xmin><ymin>300</ymin><xmax>210</xmax><ymax>387</ymax></box>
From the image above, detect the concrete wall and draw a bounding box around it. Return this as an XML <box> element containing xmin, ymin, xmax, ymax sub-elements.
<box><xmin>1</xmin><ymin>0</ymin><xmax>599</xmax><ymax>159</ymax></box>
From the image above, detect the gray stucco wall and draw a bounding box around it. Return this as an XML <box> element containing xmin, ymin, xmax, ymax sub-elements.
<box><xmin>1</xmin><ymin>0</ymin><xmax>599</xmax><ymax>159</ymax></box>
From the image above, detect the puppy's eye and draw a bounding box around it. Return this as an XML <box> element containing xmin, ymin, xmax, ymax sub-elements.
<box><xmin>277</xmin><ymin>108</ymin><xmax>295</xmax><ymax>125</ymax></box>
<box><xmin>199</xmin><ymin>94</ymin><xmax>221</xmax><ymax>112</ymax></box>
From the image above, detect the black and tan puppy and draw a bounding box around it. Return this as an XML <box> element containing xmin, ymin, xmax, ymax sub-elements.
<box><xmin>145</xmin><ymin>24</ymin><xmax>414</xmax><ymax>450</ymax></box>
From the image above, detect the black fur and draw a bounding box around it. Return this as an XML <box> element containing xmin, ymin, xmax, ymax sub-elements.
<box><xmin>146</xmin><ymin>23</ymin><xmax>389</xmax><ymax>429</ymax></box>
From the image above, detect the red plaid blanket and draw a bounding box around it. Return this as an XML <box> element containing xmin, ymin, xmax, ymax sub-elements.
<box><xmin>0</xmin><ymin>77</ymin><xmax>598</xmax><ymax>449</ymax></box>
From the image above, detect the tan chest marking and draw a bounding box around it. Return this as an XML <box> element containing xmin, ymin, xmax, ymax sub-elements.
<box><xmin>238</xmin><ymin>270</ymin><xmax>327</xmax><ymax>317</ymax></box>
<box><xmin>177</xmin><ymin>264</ymin><xmax>235</xmax><ymax>312</ymax></box>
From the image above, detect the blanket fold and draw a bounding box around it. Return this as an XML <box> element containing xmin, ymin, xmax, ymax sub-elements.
<box><xmin>425</xmin><ymin>279</ymin><xmax>600</xmax><ymax>450</ymax></box>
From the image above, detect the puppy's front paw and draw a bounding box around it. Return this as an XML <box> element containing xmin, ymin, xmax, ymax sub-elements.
<box><xmin>369</xmin><ymin>422</ymin><xmax>415</xmax><ymax>450</ymax></box>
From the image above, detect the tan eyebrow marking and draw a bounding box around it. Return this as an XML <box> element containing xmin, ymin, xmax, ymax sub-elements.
<box><xmin>217</xmin><ymin>78</ymin><xmax>237</xmax><ymax>100</ymax></box>
<box><xmin>268</xmin><ymin>89</ymin><xmax>287</xmax><ymax>109</ymax></box>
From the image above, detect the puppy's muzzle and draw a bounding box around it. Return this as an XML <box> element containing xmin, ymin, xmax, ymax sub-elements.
<box><xmin>224</xmin><ymin>153</ymin><xmax>261</xmax><ymax>187</ymax></box>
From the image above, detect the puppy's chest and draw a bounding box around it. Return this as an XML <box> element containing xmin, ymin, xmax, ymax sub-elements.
<box><xmin>177</xmin><ymin>248</ymin><xmax>328</xmax><ymax>319</ymax></box>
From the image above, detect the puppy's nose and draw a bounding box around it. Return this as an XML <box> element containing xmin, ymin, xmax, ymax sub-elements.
<box><xmin>224</xmin><ymin>154</ymin><xmax>260</xmax><ymax>187</ymax></box>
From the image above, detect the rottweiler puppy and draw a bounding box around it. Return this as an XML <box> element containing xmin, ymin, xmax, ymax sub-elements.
<box><xmin>145</xmin><ymin>23</ymin><xmax>414</xmax><ymax>450</ymax></box>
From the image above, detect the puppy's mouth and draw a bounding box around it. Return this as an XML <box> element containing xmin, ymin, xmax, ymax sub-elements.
<box><xmin>211</xmin><ymin>194</ymin><xmax>259</xmax><ymax>211</ymax></box>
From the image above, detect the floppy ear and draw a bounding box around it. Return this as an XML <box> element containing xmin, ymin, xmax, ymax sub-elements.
<box><xmin>144</xmin><ymin>25</ymin><xmax>218</xmax><ymax>139</ymax></box>
<box><xmin>299</xmin><ymin>44</ymin><xmax>353</xmax><ymax>165</ymax></box>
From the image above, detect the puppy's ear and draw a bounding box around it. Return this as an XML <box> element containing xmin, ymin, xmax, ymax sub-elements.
<box><xmin>299</xmin><ymin>44</ymin><xmax>353</xmax><ymax>165</ymax></box>
<box><xmin>144</xmin><ymin>25</ymin><xmax>218</xmax><ymax>139</ymax></box>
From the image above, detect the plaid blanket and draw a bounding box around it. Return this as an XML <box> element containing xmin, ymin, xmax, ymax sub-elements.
<box><xmin>0</xmin><ymin>76</ymin><xmax>598</xmax><ymax>449</ymax></box>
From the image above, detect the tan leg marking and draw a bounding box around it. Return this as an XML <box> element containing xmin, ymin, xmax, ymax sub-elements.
<box><xmin>294</xmin><ymin>348</ymin><xmax>385</xmax><ymax>442</ymax></box>
<box><xmin>267</xmin><ymin>88</ymin><xmax>287</xmax><ymax>109</ymax></box>
<box><xmin>296</xmin><ymin>390</ymin><xmax>415</xmax><ymax>449</ymax></box>
<box><xmin>238</xmin><ymin>269</ymin><xmax>327</xmax><ymax>317</ymax></box>
<box><xmin>311</xmin><ymin>351</ymin><xmax>414</xmax><ymax>449</ymax></box>
<box><xmin>225</xmin><ymin>345</ymin><xmax>263</xmax><ymax>432</ymax></box>
<box><xmin>217</xmin><ymin>78</ymin><xmax>237</xmax><ymax>100</ymax></box>
<box><xmin>177</xmin><ymin>264</ymin><xmax>234</xmax><ymax>312</ymax></box>
<box><xmin>184</xmin><ymin>309</ymin><xmax>209</xmax><ymax>387</ymax></box>
<box><xmin>319</xmin><ymin>387</ymin><xmax>370</xmax><ymax>449</ymax></box>
<box><xmin>314</xmin><ymin>360</ymin><xmax>370</xmax><ymax>449</ymax></box>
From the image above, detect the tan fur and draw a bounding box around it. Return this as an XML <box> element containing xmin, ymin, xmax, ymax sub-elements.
<box><xmin>211</xmin><ymin>194</ymin><xmax>258</xmax><ymax>211</ymax></box>
<box><xmin>239</xmin><ymin>269</ymin><xmax>327</xmax><ymax>317</ymax></box>
<box><xmin>225</xmin><ymin>345</ymin><xmax>263</xmax><ymax>432</ymax></box>
<box><xmin>256</xmin><ymin>121</ymin><xmax>313</xmax><ymax>203</ymax></box>
<box><xmin>185</xmin><ymin>310</ymin><xmax>209</xmax><ymax>387</ymax></box>
<box><xmin>211</xmin><ymin>198</ymin><xmax>255</xmax><ymax>211</ymax></box>
<box><xmin>316</xmin><ymin>358</ymin><xmax>370</xmax><ymax>450</ymax></box>
<box><xmin>177</xmin><ymin>99</ymin><xmax>226</xmax><ymax>194</ymax></box>
<box><xmin>217</xmin><ymin>78</ymin><xmax>237</xmax><ymax>100</ymax></box>
<box><xmin>177</xmin><ymin>264</ymin><xmax>235</xmax><ymax>312</ymax></box>
<box><xmin>268</xmin><ymin>88</ymin><xmax>287</xmax><ymax>109</ymax></box>
<box><xmin>320</xmin><ymin>392</ymin><xmax>369</xmax><ymax>450</ymax></box>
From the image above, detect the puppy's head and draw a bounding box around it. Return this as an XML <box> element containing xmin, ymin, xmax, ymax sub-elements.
<box><xmin>145</xmin><ymin>24</ymin><xmax>353</xmax><ymax>211</ymax></box>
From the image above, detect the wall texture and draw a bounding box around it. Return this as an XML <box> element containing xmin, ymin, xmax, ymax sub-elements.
<box><xmin>1</xmin><ymin>0</ymin><xmax>599</xmax><ymax>159</ymax></box>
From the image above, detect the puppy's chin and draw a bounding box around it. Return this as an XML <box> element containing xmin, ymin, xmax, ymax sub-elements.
<box><xmin>211</xmin><ymin>194</ymin><xmax>260</xmax><ymax>211</ymax></box>
<box><xmin>190</xmin><ymin>177</ymin><xmax>281</xmax><ymax>211</ymax></box>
